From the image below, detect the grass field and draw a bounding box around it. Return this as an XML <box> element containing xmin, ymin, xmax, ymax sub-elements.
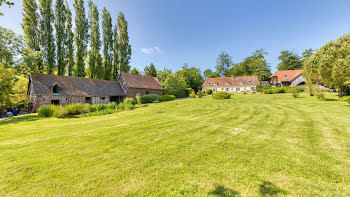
<box><xmin>1</xmin><ymin>93</ymin><xmax>350</xmax><ymax>196</ymax></box>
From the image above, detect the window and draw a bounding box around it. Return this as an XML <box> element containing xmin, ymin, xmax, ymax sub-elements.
<box><xmin>284</xmin><ymin>75</ymin><xmax>288</xmax><ymax>78</ymax></box>
<box><xmin>214</xmin><ymin>83</ymin><xmax>218</xmax><ymax>86</ymax></box>
<box><xmin>86</xmin><ymin>97</ymin><xmax>92</xmax><ymax>104</ymax></box>
<box><xmin>227</xmin><ymin>82</ymin><xmax>231</xmax><ymax>85</ymax></box>
<box><xmin>249</xmin><ymin>80</ymin><xmax>252</xmax><ymax>84</ymax></box>
<box><xmin>221</xmin><ymin>88</ymin><xmax>224</xmax><ymax>90</ymax></box>
<box><xmin>146</xmin><ymin>91</ymin><xmax>149</xmax><ymax>94</ymax></box>
<box><xmin>101</xmin><ymin>97</ymin><xmax>105</xmax><ymax>100</ymax></box>
<box><xmin>208</xmin><ymin>82</ymin><xmax>211</xmax><ymax>85</ymax></box>
<box><xmin>236</xmin><ymin>88</ymin><xmax>240</xmax><ymax>92</ymax></box>
<box><xmin>51</xmin><ymin>100</ymin><xmax>59</xmax><ymax>105</ymax></box>
<box><xmin>226</xmin><ymin>88</ymin><xmax>229</xmax><ymax>92</ymax></box>
<box><xmin>52</xmin><ymin>83</ymin><xmax>59</xmax><ymax>93</ymax></box>
<box><xmin>240</xmin><ymin>82</ymin><xmax>244</xmax><ymax>85</ymax></box>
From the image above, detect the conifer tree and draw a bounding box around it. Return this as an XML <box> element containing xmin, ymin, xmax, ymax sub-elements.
<box><xmin>54</xmin><ymin>0</ymin><xmax>66</xmax><ymax>75</ymax></box>
<box><xmin>102</xmin><ymin>7</ymin><xmax>113</xmax><ymax>80</ymax></box>
<box><xmin>65</xmin><ymin>1</ymin><xmax>74</xmax><ymax>76</ymax></box>
<box><xmin>39</xmin><ymin>0</ymin><xmax>55</xmax><ymax>74</ymax></box>
<box><xmin>73</xmin><ymin>0</ymin><xmax>88</xmax><ymax>77</ymax></box>
<box><xmin>116</xmin><ymin>12</ymin><xmax>131</xmax><ymax>73</ymax></box>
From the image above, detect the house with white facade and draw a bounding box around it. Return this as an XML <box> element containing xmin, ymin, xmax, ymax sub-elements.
<box><xmin>202</xmin><ymin>76</ymin><xmax>260</xmax><ymax>93</ymax></box>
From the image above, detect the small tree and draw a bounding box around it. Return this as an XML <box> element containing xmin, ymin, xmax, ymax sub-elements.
<box><xmin>135</xmin><ymin>93</ymin><xmax>141</xmax><ymax>104</ymax></box>
<box><xmin>190</xmin><ymin>90</ymin><xmax>196</xmax><ymax>98</ymax></box>
<box><xmin>197</xmin><ymin>90</ymin><xmax>203</xmax><ymax>98</ymax></box>
<box><xmin>205</xmin><ymin>89</ymin><xmax>213</xmax><ymax>95</ymax></box>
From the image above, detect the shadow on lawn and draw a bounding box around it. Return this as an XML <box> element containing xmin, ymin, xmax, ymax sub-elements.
<box><xmin>209</xmin><ymin>185</ymin><xmax>240</xmax><ymax>197</ymax></box>
<box><xmin>0</xmin><ymin>114</ymin><xmax>40</xmax><ymax>126</ymax></box>
<box><xmin>259</xmin><ymin>181</ymin><xmax>287</xmax><ymax>196</ymax></box>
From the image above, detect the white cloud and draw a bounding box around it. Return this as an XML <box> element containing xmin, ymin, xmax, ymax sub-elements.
<box><xmin>141</xmin><ymin>46</ymin><xmax>163</xmax><ymax>55</ymax></box>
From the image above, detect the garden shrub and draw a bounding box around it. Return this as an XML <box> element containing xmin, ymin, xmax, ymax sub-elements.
<box><xmin>136</xmin><ymin>93</ymin><xmax>141</xmax><ymax>104</ymax></box>
<box><xmin>213</xmin><ymin>91</ymin><xmax>230</xmax><ymax>99</ymax></box>
<box><xmin>189</xmin><ymin>90</ymin><xmax>196</xmax><ymax>98</ymax></box>
<box><xmin>124</xmin><ymin>97</ymin><xmax>136</xmax><ymax>105</ymax></box>
<box><xmin>338</xmin><ymin>96</ymin><xmax>350</xmax><ymax>103</ymax></box>
<box><xmin>205</xmin><ymin>89</ymin><xmax>213</xmax><ymax>95</ymax></box>
<box><xmin>141</xmin><ymin>94</ymin><xmax>159</xmax><ymax>103</ymax></box>
<box><xmin>118</xmin><ymin>102</ymin><xmax>134</xmax><ymax>111</ymax></box>
<box><xmin>38</xmin><ymin>105</ymin><xmax>57</xmax><ymax>117</ymax></box>
<box><xmin>292</xmin><ymin>89</ymin><xmax>300</xmax><ymax>98</ymax></box>
<box><xmin>197</xmin><ymin>91</ymin><xmax>203</xmax><ymax>98</ymax></box>
<box><xmin>252</xmin><ymin>91</ymin><xmax>256</xmax><ymax>94</ymax></box>
<box><xmin>317</xmin><ymin>92</ymin><xmax>325</xmax><ymax>100</ymax></box>
<box><xmin>159</xmin><ymin>95</ymin><xmax>176</xmax><ymax>102</ymax></box>
<box><xmin>256</xmin><ymin>84</ymin><xmax>270</xmax><ymax>92</ymax></box>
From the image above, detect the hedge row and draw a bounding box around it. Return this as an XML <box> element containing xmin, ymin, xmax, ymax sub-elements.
<box><xmin>256</xmin><ymin>84</ymin><xmax>304</xmax><ymax>94</ymax></box>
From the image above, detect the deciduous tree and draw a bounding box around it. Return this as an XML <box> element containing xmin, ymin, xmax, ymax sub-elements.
<box><xmin>215</xmin><ymin>51</ymin><xmax>232</xmax><ymax>77</ymax></box>
<box><xmin>102</xmin><ymin>7</ymin><xmax>113</xmax><ymax>80</ymax></box>
<box><xmin>277</xmin><ymin>50</ymin><xmax>302</xmax><ymax>70</ymax></box>
<box><xmin>144</xmin><ymin>63</ymin><xmax>157</xmax><ymax>77</ymax></box>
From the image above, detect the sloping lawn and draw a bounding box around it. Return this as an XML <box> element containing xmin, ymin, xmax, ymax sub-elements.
<box><xmin>1</xmin><ymin>93</ymin><xmax>350</xmax><ymax>196</ymax></box>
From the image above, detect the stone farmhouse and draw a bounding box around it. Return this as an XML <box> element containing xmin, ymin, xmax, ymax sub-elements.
<box><xmin>202</xmin><ymin>76</ymin><xmax>260</xmax><ymax>93</ymax></box>
<box><xmin>269</xmin><ymin>70</ymin><xmax>305</xmax><ymax>87</ymax></box>
<box><xmin>27</xmin><ymin>72</ymin><xmax>163</xmax><ymax>112</ymax></box>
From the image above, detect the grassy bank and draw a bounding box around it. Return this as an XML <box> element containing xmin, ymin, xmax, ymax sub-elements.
<box><xmin>0</xmin><ymin>93</ymin><xmax>350</xmax><ymax>196</ymax></box>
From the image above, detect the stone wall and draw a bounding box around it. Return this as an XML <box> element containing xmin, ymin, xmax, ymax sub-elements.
<box><xmin>125</xmin><ymin>88</ymin><xmax>163</xmax><ymax>99</ymax></box>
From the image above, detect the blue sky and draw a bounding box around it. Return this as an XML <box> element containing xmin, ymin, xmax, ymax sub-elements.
<box><xmin>1</xmin><ymin>0</ymin><xmax>350</xmax><ymax>73</ymax></box>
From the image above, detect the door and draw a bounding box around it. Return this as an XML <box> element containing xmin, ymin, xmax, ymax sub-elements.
<box><xmin>51</xmin><ymin>100</ymin><xmax>60</xmax><ymax>105</ymax></box>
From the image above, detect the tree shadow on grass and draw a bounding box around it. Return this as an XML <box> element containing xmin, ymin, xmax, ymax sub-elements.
<box><xmin>209</xmin><ymin>185</ymin><xmax>240</xmax><ymax>197</ymax></box>
<box><xmin>0</xmin><ymin>114</ymin><xmax>40</xmax><ymax>126</ymax></box>
<box><xmin>324</xmin><ymin>98</ymin><xmax>338</xmax><ymax>101</ymax></box>
<box><xmin>259</xmin><ymin>181</ymin><xmax>287</xmax><ymax>196</ymax></box>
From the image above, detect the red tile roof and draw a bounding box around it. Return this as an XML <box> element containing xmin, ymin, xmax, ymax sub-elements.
<box><xmin>269</xmin><ymin>70</ymin><xmax>303</xmax><ymax>82</ymax></box>
<box><xmin>202</xmin><ymin>76</ymin><xmax>260</xmax><ymax>87</ymax></box>
<box><xmin>121</xmin><ymin>72</ymin><xmax>163</xmax><ymax>90</ymax></box>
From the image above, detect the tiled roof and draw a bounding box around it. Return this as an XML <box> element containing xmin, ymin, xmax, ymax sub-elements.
<box><xmin>30</xmin><ymin>73</ymin><xmax>125</xmax><ymax>96</ymax></box>
<box><xmin>121</xmin><ymin>72</ymin><xmax>163</xmax><ymax>90</ymax></box>
<box><xmin>202</xmin><ymin>76</ymin><xmax>260</xmax><ymax>87</ymax></box>
<box><xmin>269</xmin><ymin>70</ymin><xmax>303</xmax><ymax>82</ymax></box>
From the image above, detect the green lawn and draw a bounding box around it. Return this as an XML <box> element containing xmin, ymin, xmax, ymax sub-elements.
<box><xmin>1</xmin><ymin>93</ymin><xmax>350</xmax><ymax>196</ymax></box>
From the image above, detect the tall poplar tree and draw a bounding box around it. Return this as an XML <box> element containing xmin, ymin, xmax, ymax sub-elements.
<box><xmin>88</xmin><ymin>0</ymin><xmax>102</xmax><ymax>79</ymax></box>
<box><xmin>73</xmin><ymin>0</ymin><xmax>88</xmax><ymax>77</ymax></box>
<box><xmin>54</xmin><ymin>0</ymin><xmax>66</xmax><ymax>75</ymax></box>
<box><xmin>112</xmin><ymin>20</ymin><xmax>119</xmax><ymax>80</ymax></box>
<box><xmin>22</xmin><ymin>0</ymin><xmax>43</xmax><ymax>73</ymax></box>
<box><xmin>102</xmin><ymin>7</ymin><xmax>113</xmax><ymax>80</ymax></box>
<box><xmin>65</xmin><ymin>1</ymin><xmax>74</xmax><ymax>76</ymax></box>
<box><xmin>116</xmin><ymin>12</ymin><xmax>131</xmax><ymax>73</ymax></box>
<box><xmin>39</xmin><ymin>0</ymin><xmax>55</xmax><ymax>74</ymax></box>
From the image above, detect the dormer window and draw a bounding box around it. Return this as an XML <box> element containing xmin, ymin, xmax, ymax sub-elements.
<box><xmin>284</xmin><ymin>75</ymin><xmax>288</xmax><ymax>78</ymax></box>
<box><xmin>52</xmin><ymin>83</ymin><xmax>60</xmax><ymax>94</ymax></box>
<box><xmin>208</xmin><ymin>82</ymin><xmax>211</xmax><ymax>85</ymax></box>
<box><xmin>227</xmin><ymin>82</ymin><xmax>231</xmax><ymax>85</ymax></box>
<box><xmin>249</xmin><ymin>80</ymin><xmax>252</xmax><ymax>84</ymax></box>
<box><xmin>240</xmin><ymin>82</ymin><xmax>244</xmax><ymax>85</ymax></box>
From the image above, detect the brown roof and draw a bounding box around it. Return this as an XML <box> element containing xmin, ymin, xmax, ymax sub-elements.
<box><xmin>269</xmin><ymin>70</ymin><xmax>303</xmax><ymax>82</ymax></box>
<box><xmin>202</xmin><ymin>76</ymin><xmax>260</xmax><ymax>87</ymax></box>
<box><xmin>30</xmin><ymin>73</ymin><xmax>125</xmax><ymax>96</ymax></box>
<box><xmin>121</xmin><ymin>72</ymin><xmax>163</xmax><ymax>90</ymax></box>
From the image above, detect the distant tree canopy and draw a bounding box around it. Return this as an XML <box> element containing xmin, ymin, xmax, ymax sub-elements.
<box><xmin>144</xmin><ymin>63</ymin><xmax>157</xmax><ymax>77</ymax></box>
<box><xmin>130</xmin><ymin>68</ymin><xmax>140</xmax><ymax>75</ymax></box>
<box><xmin>230</xmin><ymin>49</ymin><xmax>271</xmax><ymax>81</ymax></box>
<box><xmin>277</xmin><ymin>50</ymin><xmax>303</xmax><ymax>70</ymax></box>
<box><xmin>304</xmin><ymin>34</ymin><xmax>350</xmax><ymax>97</ymax></box>
<box><xmin>215</xmin><ymin>51</ymin><xmax>233</xmax><ymax>77</ymax></box>
<box><xmin>0</xmin><ymin>0</ymin><xmax>14</xmax><ymax>15</ymax></box>
<box><xmin>0</xmin><ymin>26</ymin><xmax>23</xmax><ymax>69</ymax></box>
<box><xmin>203</xmin><ymin>69</ymin><xmax>213</xmax><ymax>80</ymax></box>
<box><xmin>176</xmin><ymin>64</ymin><xmax>203</xmax><ymax>93</ymax></box>
<box><xmin>208</xmin><ymin>72</ymin><xmax>220</xmax><ymax>78</ymax></box>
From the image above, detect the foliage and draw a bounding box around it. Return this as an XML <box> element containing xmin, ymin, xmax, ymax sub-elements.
<box><xmin>197</xmin><ymin>90</ymin><xmax>203</xmax><ymax>98</ymax></box>
<box><xmin>10</xmin><ymin>75</ymin><xmax>28</xmax><ymax>109</ymax></box>
<box><xmin>116</xmin><ymin>12</ymin><xmax>131</xmax><ymax>74</ymax></box>
<box><xmin>123</xmin><ymin>97</ymin><xmax>136</xmax><ymax>105</ymax></box>
<box><xmin>135</xmin><ymin>93</ymin><xmax>141</xmax><ymax>104</ymax></box>
<box><xmin>208</xmin><ymin>72</ymin><xmax>220</xmax><ymax>78</ymax></box>
<box><xmin>163</xmin><ymin>73</ymin><xmax>187</xmax><ymax>98</ymax></box>
<box><xmin>144</xmin><ymin>63</ymin><xmax>157</xmax><ymax>77</ymax></box>
<box><xmin>102</xmin><ymin>7</ymin><xmax>113</xmax><ymax>80</ymax></box>
<box><xmin>140</xmin><ymin>94</ymin><xmax>159</xmax><ymax>104</ymax></box>
<box><xmin>0</xmin><ymin>26</ymin><xmax>23</xmax><ymax>69</ymax></box>
<box><xmin>203</xmin><ymin>69</ymin><xmax>213</xmax><ymax>80</ymax></box>
<box><xmin>260</xmin><ymin>86</ymin><xmax>304</xmax><ymax>94</ymax></box>
<box><xmin>39</xmin><ymin>0</ymin><xmax>56</xmax><ymax>74</ymax></box>
<box><xmin>117</xmin><ymin>102</ymin><xmax>134</xmax><ymax>111</ymax></box>
<box><xmin>130</xmin><ymin>68</ymin><xmax>140</xmax><ymax>75</ymax></box>
<box><xmin>230</xmin><ymin>49</ymin><xmax>271</xmax><ymax>81</ymax></box>
<box><xmin>0</xmin><ymin>0</ymin><xmax>14</xmax><ymax>16</ymax></box>
<box><xmin>0</xmin><ymin>63</ymin><xmax>16</xmax><ymax>108</ymax></box>
<box><xmin>74</xmin><ymin>0</ymin><xmax>88</xmax><ymax>77</ymax></box>
<box><xmin>158</xmin><ymin>95</ymin><xmax>176</xmax><ymax>102</ymax></box>
<box><xmin>65</xmin><ymin>2</ymin><xmax>74</xmax><ymax>76</ymax></box>
<box><xmin>304</xmin><ymin>33</ymin><xmax>350</xmax><ymax>97</ymax></box>
<box><xmin>256</xmin><ymin>84</ymin><xmax>270</xmax><ymax>92</ymax></box>
<box><xmin>277</xmin><ymin>50</ymin><xmax>303</xmax><ymax>70</ymax></box>
<box><xmin>215</xmin><ymin>51</ymin><xmax>233</xmax><ymax>77</ymax></box>
<box><xmin>176</xmin><ymin>64</ymin><xmax>203</xmax><ymax>92</ymax></box>
<box><xmin>292</xmin><ymin>89</ymin><xmax>300</xmax><ymax>98</ymax></box>
<box><xmin>54</xmin><ymin>0</ymin><xmax>66</xmax><ymax>76</ymax></box>
<box><xmin>22</xmin><ymin>0</ymin><xmax>40</xmax><ymax>52</ymax></box>
<box><xmin>213</xmin><ymin>91</ymin><xmax>230</xmax><ymax>99</ymax></box>
<box><xmin>156</xmin><ymin>68</ymin><xmax>172</xmax><ymax>85</ymax></box>
<box><xmin>38</xmin><ymin>105</ymin><xmax>61</xmax><ymax>117</ymax></box>
<box><xmin>317</xmin><ymin>92</ymin><xmax>325</xmax><ymax>100</ymax></box>
<box><xmin>338</xmin><ymin>96</ymin><xmax>350</xmax><ymax>103</ymax></box>
<box><xmin>205</xmin><ymin>89</ymin><xmax>213</xmax><ymax>95</ymax></box>
<box><xmin>189</xmin><ymin>90</ymin><xmax>196</xmax><ymax>98</ymax></box>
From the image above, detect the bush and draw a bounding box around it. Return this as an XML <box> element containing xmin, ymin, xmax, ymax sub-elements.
<box><xmin>124</xmin><ymin>97</ymin><xmax>136</xmax><ymax>105</ymax></box>
<box><xmin>135</xmin><ymin>93</ymin><xmax>141</xmax><ymax>104</ymax></box>
<box><xmin>205</xmin><ymin>89</ymin><xmax>213</xmax><ymax>95</ymax></box>
<box><xmin>189</xmin><ymin>90</ymin><xmax>196</xmax><ymax>98</ymax></box>
<box><xmin>257</xmin><ymin>84</ymin><xmax>270</xmax><ymax>92</ymax></box>
<box><xmin>263</xmin><ymin>88</ymin><xmax>272</xmax><ymax>94</ymax></box>
<box><xmin>117</xmin><ymin>102</ymin><xmax>134</xmax><ymax>111</ymax></box>
<box><xmin>141</xmin><ymin>94</ymin><xmax>159</xmax><ymax>103</ymax></box>
<box><xmin>252</xmin><ymin>91</ymin><xmax>256</xmax><ymax>94</ymax></box>
<box><xmin>317</xmin><ymin>92</ymin><xmax>325</xmax><ymax>100</ymax></box>
<box><xmin>338</xmin><ymin>96</ymin><xmax>350</xmax><ymax>103</ymax></box>
<box><xmin>197</xmin><ymin>91</ymin><xmax>203</xmax><ymax>98</ymax></box>
<box><xmin>38</xmin><ymin>105</ymin><xmax>57</xmax><ymax>117</ymax></box>
<box><xmin>66</xmin><ymin>103</ymin><xmax>91</xmax><ymax>114</ymax></box>
<box><xmin>292</xmin><ymin>89</ymin><xmax>300</xmax><ymax>98</ymax></box>
<box><xmin>213</xmin><ymin>91</ymin><xmax>230</xmax><ymax>99</ymax></box>
<box><xmin>159</xmin><ymin>95</ymin><xmax>176</xmax><ymax>102</ymax></box>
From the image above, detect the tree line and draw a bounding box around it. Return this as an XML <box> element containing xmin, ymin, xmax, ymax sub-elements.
<box><xmin>20</xmin><ymin>0</ymin><xmax>131</xmax><ymax>80</ymax></box>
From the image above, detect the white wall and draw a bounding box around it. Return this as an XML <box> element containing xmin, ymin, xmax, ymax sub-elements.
<box><xmin>203</xmin><ymin>85</ymin><xmax>256</xmax><ymax>92</ymax></box>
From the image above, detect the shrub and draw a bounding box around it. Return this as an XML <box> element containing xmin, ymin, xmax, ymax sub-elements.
<box><xmin>106</xmin><ymin>102</ymin><xmax>117</xmax><ymax>110</ymax></box>
<box><xmin>141</xmin><ymin>94</ymin><xmax>158</xmax><ymax>103</ymax></box>
<box><xmin>65</xmin><ymin>103</ymin><xmax>91</xmax><ymax>114</ymax></box>
<box><xmin>317</xmin><ymin>92</ymin><xmax>325</xmax><ymax>100</ymax></box>
<box><xmin>135</xmin><ymin>93</ymin><xmax>141</xmax><ymax>104</ymax></box>
<box><xmin>205</xmin><ymin>89</ymin><xmax>213</xmax><ymax>95</ymax></box>
<box><xmin>263</xmin><ymin>88</ymin><xmax>272</xmax><ymax>94</ymax></box>
<box><xmin>292</xmin><ymin>89</ymin><xmax>300</xmax><ymax>98</ymax></box>
<box><xmin>257</xmin><ymin>84</ymin><xmax>270</xmax><ymax>92</ymax></box>
<box><xmin>124</xmin><ymin>97</ymin><xmax>136</xmax><ymax>105</ymax></box>
<box><xmin>159</xmin><ymin>95</ymin><xmax>176</xmax><ymax>102</ymax></box>
<box><xmin>252</xmin><ymin>91</ymin><xmax>256</xmax><ymax>94</ymax></box>
<box><xmin>189</xmin><ymin>90</ymin><xmax>196</xmax><ymax>98</ymax></box>
<box><xmin>38</xmin><ymin>105</ymin><xmax>56</xmax><ymax>117</ymax></box>
<box><xmin>338</xmin><ymin>96</ymin><xmax>350</xmax><ymax>103</ymax></box>
<box><xmin>213</xmin><ymin>91</ymin><xmax>230</xmax><ymax>99</ymax></box>
<box><xmin>197</xmin><ymin>91</ymin><xmax>203</xmax><ymax>98</ymax></box>
<box><xmin>243</xmin><ymin>92</ymin><xmax>248</xmax><ymax>94</ymax></box>
<box><xmin>118</xmin><ymin>102</ymin><xmax>134</xmax><ymax>111</ymax></box>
